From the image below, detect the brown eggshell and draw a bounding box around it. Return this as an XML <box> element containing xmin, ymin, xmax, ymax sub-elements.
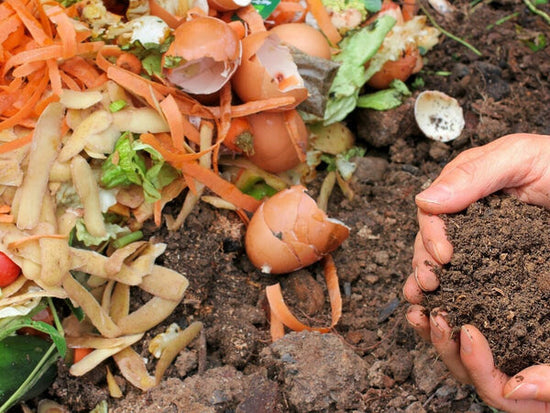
<box><xmin>208</xmin><ymin>0</ymin><xmax>251</xmax><ymax>11</ymax></box>
<box><xmin>231</xmin><ymin>31</ymin><xmax>308</xmax><ymax>108</ymax></box>
<box><xmin>245</xmin><ymin>186</ymin><xmax>349</xmax><ymax>274</ymax></box>
<box><xmin>246</xmin><ymin>109</ymin><xmax>308</xmax><ymax>173</ymax></box>
<box><xmin>269</xmin><ymin>23</ymin><xmax>331</xmax><ymax>60</ymax></box>
<box><xmin>163</xmin><ymin>16</ymin><xmax>241</xmax><ymax>95</ymax></box>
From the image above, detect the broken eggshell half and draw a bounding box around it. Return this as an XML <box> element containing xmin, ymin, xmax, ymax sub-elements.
<box><xmin>231</xmin><ymin>31</ymin><xmax>308</xmax><ymax>108</ymax></box>
<box><xmin>245</xmin><ymin>185</ymin><xmax>350</xmax><ymax>274</ymax></box>
<box><xmin>414</xmin><ymin>90</ymin><xmax>465</xmax><ymax>142</ymax></box>
<box><xmin>162</xmin><ymin>16</ymin><xmax>241</xmax><ymax>95</ymax></box>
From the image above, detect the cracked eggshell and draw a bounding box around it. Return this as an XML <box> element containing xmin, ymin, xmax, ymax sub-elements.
<box><xmin>246</xmin><ymin>109</ymin><xmax>308</xmax><ymax>173</ymax></box>
<box><xmin>414</xmin><ymin>90</ymin><xmax>465</xmax><ymax>142</ymax></box>
<box><xmin>162</xmin><ymin>16</ymin><xmax>241</xmax><ymax>95</ymax></box>
<box><xmin>245</xmin><ymin>186</ymin><xmax>349</xmax><ymax>274</ymax></box>
<box><xmin>231</xmin><ymin>31</ymin><xmax>308</xmax><ymax>108</ymax></box>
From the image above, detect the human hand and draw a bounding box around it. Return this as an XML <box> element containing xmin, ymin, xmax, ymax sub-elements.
<box><xmin>404</xmin><ymin>133</ymin><xmax>550</xmax><ymax>304</ymax></box>
<box><xmin>406</xmin><ymin>307</ymin><xmax>550</xmax><ymax>412</ymax></box>
<box><xmin>402</xmin><ymin>133</ymin><xmax>550</xmax><ymax>410</ymax></box>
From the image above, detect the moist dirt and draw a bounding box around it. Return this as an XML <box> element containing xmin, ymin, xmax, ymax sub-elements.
<box><xmin>32</xmin><ymin>0</ymin><xmax>550</xmax><ymax>412</ymax></box>
<box><xmin>425</xmin><ymin>195</ymin><xmax>550</xmax><ymax>377</ymax></box>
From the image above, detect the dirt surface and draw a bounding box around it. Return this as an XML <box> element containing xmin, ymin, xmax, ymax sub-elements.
<box><xmin>425</xmin><ymin>195</ymin><xmax>550</xmax><ymax>377</ymax></box>
<box><xmin>37</xmin><ymin>1</ymin><xmax>550</xmax><ymax>412</ymax></box>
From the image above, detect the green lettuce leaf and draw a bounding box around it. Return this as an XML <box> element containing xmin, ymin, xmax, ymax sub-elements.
<box><xmin>324</xmin><ymin>15</ymin><xmax>396</xmax><ymax>125</ymax></box>
<box><xmin>357</xmin><ymin>79</ymin><xmax>411</xmax><ymax>110</ymax></box>
<box><xmin>75</xmin><ymin>219</ymin><xmax>130</xmax><ymax>247</ymax></box>
<box><xmin>101</xmin><ymin>132</ymin><xmax>180</xmax><ymax>203</ymax></box>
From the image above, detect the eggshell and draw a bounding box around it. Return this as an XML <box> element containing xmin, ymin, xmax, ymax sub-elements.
<box><xmin>269</xmin><ymin>23</ymin><xmax>331</xmax><ymax>60</ymax></box>
<box><xmin>246</xmin><ymin>109</ymin><xmax>308</xmax><ymax>173</ymax></box>
<box><xmin>414</xmin><ymin>90</ymin><xmax>465</xmax><ymax>142</ymax></box>
<box><xmin>231</xmin><ymin>31</ymin><xmax>308</xmax><ymax>108</ymax></box>
<box><xmin>245</xmin><ymin>185</ymin><xmax>349</xmax><ymax>274</ymax></box>
<box><xmin>163</xmin><ymin>16</ymin><xmax>241</xmax><ymax>95</ymax></box>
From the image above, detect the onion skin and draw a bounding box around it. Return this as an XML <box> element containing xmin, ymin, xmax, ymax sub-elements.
<box><xmin>245</xmin><ymin>186</ymin><xmax>349</xmax><ymax>274</ymax></box>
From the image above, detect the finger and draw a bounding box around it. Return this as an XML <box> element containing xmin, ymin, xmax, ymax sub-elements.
<box><xmin>417</xmin><ymin>209</ymin><xmax>453</xmax><ymax>265</ymax></box>
<box><xmin>504</xmin><ymin>365</ymin><xmax>550</xmax><ymax>402</ymax></box>
<box><xmin>430</xmin><ymin>310</ymin><xmax>471</xmax><ymax>384</ymax></box>
<box><xmin>405</xmin><ymin>305</ymin><xmax>430</xmax><ymax>341</ymax></box>
<box><xmin>415</xmin><ymin>134</ymin><xmax>550</xmax><ymax>214</ymax></box>
<box><xmin>402</xmin><ymin>270</ymin><xmax>424</xmax><ymax>304</ymax></box>
<box><xmin>460</xmin><ymin>325</ymin><xmax>550</xmax><ymax>412</ymax></box>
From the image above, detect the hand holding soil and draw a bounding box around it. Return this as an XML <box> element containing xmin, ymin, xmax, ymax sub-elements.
<box><xmin>403</xmin><ymin>133</ymin><xmax>550</xmax><ymax>412</ymax></box>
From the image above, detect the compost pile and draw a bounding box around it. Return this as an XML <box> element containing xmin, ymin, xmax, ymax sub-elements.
<box><xmin>1</xmin><ymin>0</ymin><xmax>550</xmax><ymax>412</ymax></box>
<box><xmin>425</xmin><ymin>194</ymin><xmax>550</xmax><ymax>377</ymax></box>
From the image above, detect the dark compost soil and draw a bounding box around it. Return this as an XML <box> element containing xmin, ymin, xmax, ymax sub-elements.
<box><xmin>34</xmin><ymin>0</ymin><xmax>550</xmax><ymax>412</ymax></box>
<box><xmin>425</xmin><ymin>195</ymin><xmax>550</xmax><ymax>377</ymax></box>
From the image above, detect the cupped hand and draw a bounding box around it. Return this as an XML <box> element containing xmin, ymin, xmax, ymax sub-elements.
<box><xmin>406</xmin><ymin>306</ymin><xmax>550</xmax><ymax>412</ymax></box>
<box><xmin>402</xmin><ymin>133</ymin><xmax>550</xmax><ymax>410</ymax></box>
<box><xmin>404</xmin><ymin>133</ymin><xmax>550</xmax><ymax>304</ymax></box>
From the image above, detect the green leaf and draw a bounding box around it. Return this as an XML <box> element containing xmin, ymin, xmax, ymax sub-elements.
<box><xmin>109</xmin><ymin>100</ymin><xmax>127</xmax><ymax>113</ymax></box>
<box><xmin>362</xmin><ymin>0</ymin><xmax>381</xmax><ymax>13</ymax></box>
<box><xmin>101</xmin><ymin>133</ymin><xmax>180</xmax><ymax>203</ymax></box>
<box><xmin>324</xmin><ymin>15</ymin><xmax>396</xmax><ymax>124</ymax></box>
<box><xmin>75</xmin><ymin>219</ymin><xmax>130</xmax><ymax>247</ymax></box>
<box><xmin>357</xmin><ymin>79</ymin><xmax>411</xmax><ymax>110</ymax></box>
<box><xmin>0</xmin><ymin>317</ymin><xmax>66</xmax><ymax>358</ymax></box>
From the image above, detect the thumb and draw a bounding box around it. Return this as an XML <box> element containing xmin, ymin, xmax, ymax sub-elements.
<box><xmin>416</xmin><ymin>134</ymin><xmax>548</xmax><ymax>214</ymax></box>
<box><xmin>504</xmin><ymin>365</ymin><xmax>550</xmax><ymax>402</ymax></box>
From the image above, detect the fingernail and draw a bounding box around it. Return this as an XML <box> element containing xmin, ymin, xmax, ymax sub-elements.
<box><xmin>413</xmin><ymin>267</ymin><xmax>428</xmax><ymax>291</ymax></box>
<box><xmin>416</xmin><ymin>185</ymin><xmax>451</xmax><ymax>205</ymax></box>
<box><xmin>504</xmin><ymin>383</ymin><xmax>539</xmax><ymax>400</ymax></box>
<box><xmin>427</xmin><ymin>241</ymin><xmax>444</xmax><ymax>264</ymax></box>
<box><xmin>431</xmin><ymin>313</ymin><xmax>445</xmax><ymax>341</ymax></box>
<box><xmin>461</xmin><ymin>326</ymin><xmax>473</xmax><ymax>354</ymax></box>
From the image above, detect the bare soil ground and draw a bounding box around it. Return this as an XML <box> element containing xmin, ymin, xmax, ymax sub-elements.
<box><xmin>40</xmin><ymin>1</ymin><xmax>550</xmax><ymax>412</ymax></box>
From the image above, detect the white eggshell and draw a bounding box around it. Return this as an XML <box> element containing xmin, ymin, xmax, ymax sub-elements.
<box><xmin>414</xmin><ymin>91</ymin><xmax>465</xmax><ymax>142</ymax></box>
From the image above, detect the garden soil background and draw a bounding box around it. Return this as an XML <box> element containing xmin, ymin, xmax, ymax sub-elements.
<box><xmin>44</xmin><ymin>1</ymin><xmax>550</xmax><ymax>412</ymax></box>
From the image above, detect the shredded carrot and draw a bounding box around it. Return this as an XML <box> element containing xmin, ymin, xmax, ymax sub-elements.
<box><xmin>0</xmin><ymin>205</ymin><xmax>11</xmax><ymax>214</ymax></box>
<box><xmin>401</xmin><ymin>0</ymin><xmax>418</xmax><ymax>21</ymax></box>
<box><xmin>0</xmin><ymin>215</ymin><xmax>15</xmax><ymax>223</ymax></box>
<box><xmin>228</xmin><ymin>20</ymin><xmax>246</xmax><ymax>40</ymax></box>
<box><xmin>46</xmin><ymin>5</ymin><xmax>77</xmax><ymax>58</ymax></box>
<box><xmin>116</xmin><ymin>52</ymin><xmax>142</xmax><ymax>75</ymax></box>
<box><xmin>304</xmin><ymin>0</ymin><xmax>342</xmax><ymax>46</ymax></box>
<box><xmin>266</xmin><ymin>254</ymin><xmax>342</xmax><ymax>341</ymax></box>
<box><xmin>47</xmin><ymin>58</ymin><xmax>62</xmax><ymax>96</ymax></box>
<box><xmin>278</xmin><ymin>75</ymin><xmax>300</xmax><ymax>91</ymax></box>
<box><xmin>160</xmin><ymin>94</ymin><xmax>185</xmax><ymax>151</ymax></box>
<box><xmin>153</xmin><ymin>200</ymin><xmax>162</xmax><ymax>227</ymax></box>
<box><xmin>8</xmin><ymin>233</ymin><xmax>68</xmax><ymax>250</ymax></box>
<box><xmin>0</xmin><ymin>74</ymin><xmax>48</xmax><ymax>131</ymax></box>
<box><xmin>60</xmin><ymin>56</ymin><xmax>102</xmax><ymax>89</ymax></box>
<box><xmin>148</xmin><ymin>0</ymin><xmax>183</xmax><ymax>28</ymax></box>
<box><xmin>34</xmin><ymin>93</ymin><xmax>60</xmax><ymax>117</ymax></box>
<box><xmin>6</xmin><ymin>0</ymin><xmax>51</xmax><ymax>47</ymax></box>
<box><xmin>269</xmin><ymin>1</ymin><xmax>307</xmax><ymax>26</ymax></box>
<box><xmin>237</xmin><ymin>5</ymin><xmax>267</xmax><ymax>33</ymax></box>
<box><xmin>284</xmin><ymin>110</ymin><xmax>306</xmax><ymax>162</ymax></box>
<box><xmin>73</xmin><ymin>347</ymin><xmax>93</xmax><ymax>363</ymax></box>
<box><xmin>223</xmin><ymin>117</ymin><xmax>250</xmax><ymax>154</ymax></box>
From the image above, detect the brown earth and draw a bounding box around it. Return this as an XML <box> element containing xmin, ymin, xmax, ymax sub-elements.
<box><xmin>425</xmin><ymin>195</ymin><xmax>550</xmax><ymax>378</ymax></box>
<box><xmin>35</xmin><ymin>0</ymin><xmax>550</xmax><ymax>412</ymax></box>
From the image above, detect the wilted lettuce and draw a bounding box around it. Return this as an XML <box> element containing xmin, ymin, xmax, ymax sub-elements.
<box><xmin>101</xmin><ymin>132</ymin><xmax>179</xmax><ymax>203</ymax></box>
<box><xmin>324</xmin><ymin>15</ymin><xmax>396</xmax><ymax>125</ymax></box>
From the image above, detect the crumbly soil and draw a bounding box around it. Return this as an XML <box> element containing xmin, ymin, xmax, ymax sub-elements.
<box><xmin>425</xmin><ymin>195</ymin><xmax>550</xmax><ymax>377</ymax></box>
<box><xmin>29</xmin><ymin>1</ymin><xmax>550</xmax><ymax>412</ymax></box>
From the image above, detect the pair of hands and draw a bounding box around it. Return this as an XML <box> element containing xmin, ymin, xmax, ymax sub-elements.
<box><xmin>403</xmin><ymin>133</ymin><xmax>550</xmax><ymax>412</ymax></box>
